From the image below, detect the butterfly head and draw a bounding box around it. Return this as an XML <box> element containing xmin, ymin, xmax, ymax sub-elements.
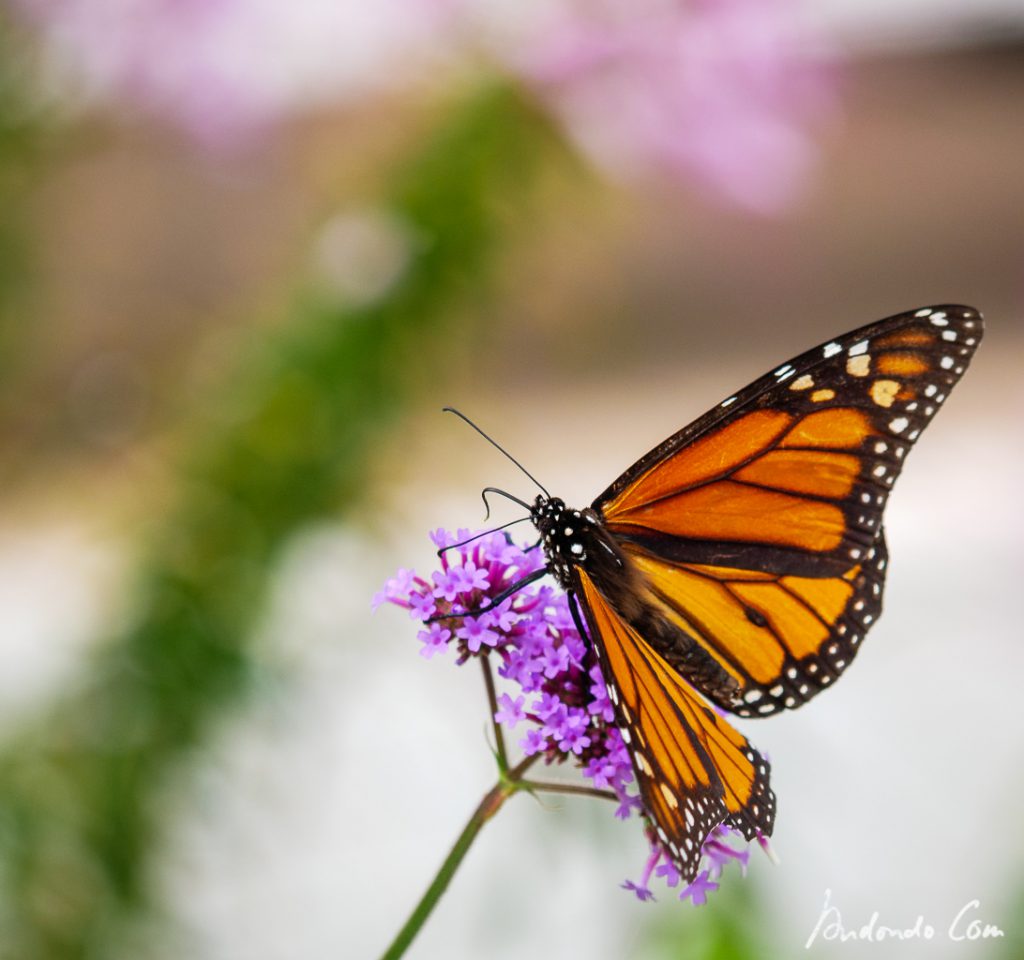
<box><xmin>531</xmin><ymin>495</ymin><xmax>621</xmax><ymax>590</ymax></box>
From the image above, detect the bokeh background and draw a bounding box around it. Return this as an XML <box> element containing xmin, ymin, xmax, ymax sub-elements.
<box><xmin>0</xmin><ymin>2</ymin><xmax>1022</xmax><ymax>959</ymax></box>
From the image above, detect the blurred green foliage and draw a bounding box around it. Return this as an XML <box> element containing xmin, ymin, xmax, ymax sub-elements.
<box><xmin>631</xmin><ymin>872</ymin><xmax>777</xmax><ymax>960</ymax></box>
<box><xmin>0</xmin><ymin>11</ymin><xmax>50</xmax><ymax>388</ymax></box>
<box><xmin>0</xmin><ymin>82</ymin><xmax>556</xmax><ymax>959</ymax></box>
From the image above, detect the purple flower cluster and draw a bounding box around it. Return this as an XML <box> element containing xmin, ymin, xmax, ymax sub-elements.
<box><xmin>375</xmin><ymin>527</ymin><xmax>754</xmax><ymax>903</ymax></box>
<box><xmin>622</xmin><ymin>824</ymin><xmax>752</xmax><ymax>905</ymax></box>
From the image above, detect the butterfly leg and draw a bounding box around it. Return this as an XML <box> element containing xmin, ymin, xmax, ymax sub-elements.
<box><xmin>424</xmin><ymin>565</ymin><xmax>550</xmax><ymax>623</ymax></box>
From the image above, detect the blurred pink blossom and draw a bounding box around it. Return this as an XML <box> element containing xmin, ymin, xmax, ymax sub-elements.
<box><xmin>512</xmin><ymin>0</ymin><xmax>838</xmax><ymax>214</ymax></box>
<box><xmin>8</xmin><ymin>0</ymin><xmax>837</xmax><ymax>212</ymax></box>
<box><xmin>7</xmin><ymin>0</ymin><xmax>457</xmax><ymax>148</ymax></box>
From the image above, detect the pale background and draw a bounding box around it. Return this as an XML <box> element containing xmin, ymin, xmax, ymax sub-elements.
<box><xmin>0</xmin><ymin>2</ymin><xmax>1022</xmax><ymax>959</ymax></box>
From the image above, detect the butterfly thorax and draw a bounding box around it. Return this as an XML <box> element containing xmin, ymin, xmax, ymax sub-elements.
<box><xmin>532</xmin><ymin>494</ymin><xmax>742</xmax><ymax>706</ymax></box>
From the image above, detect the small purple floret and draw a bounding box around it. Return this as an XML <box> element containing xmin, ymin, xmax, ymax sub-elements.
<box><xmin>494</xmin><ymin>693</ymin><xmax>527</xmax><ymax>729</ymax></box>
<box><xmin>679</xmin><ymin>870</ymin><xmax>720</xmax><ymax>906</ymax></box>
<box><xmin>621</xmin><ymin>879</ymin><xmax>656</xmax><ymax>902</ymax></box>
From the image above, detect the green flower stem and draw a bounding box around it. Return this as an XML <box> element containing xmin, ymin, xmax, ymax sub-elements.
<box><xmin>381</xmin><ymin>643</ymin><xmax>621</xmax><ymax>960</ymax></box>
<box><xmin>480</xmin><ymin>654</ymin><xmax>509</xmax><ymax>771</ymax></box>
<box><xmin>518</xmin><ymin>780</ymin><xmax>619</xmax><ymax>803</ymax></box>
<box><xmin>380</xmin><ymin>755</ymin><xmax>539</xmax><ymax>960</ymax></box>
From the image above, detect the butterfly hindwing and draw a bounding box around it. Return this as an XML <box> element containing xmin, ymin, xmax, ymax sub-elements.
<box><xmin>574</xmin><ymin>569</ymin><xmax>775</xmax><ymax>880</ymax></box>
<box><xmin>618</xmin><ymin>532</ymin><xmax>888</xmax><ymax>717</ymax></box>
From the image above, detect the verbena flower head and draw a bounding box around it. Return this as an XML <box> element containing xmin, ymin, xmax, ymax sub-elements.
<box><xmin>376</xmin><ymin>527</ymin><xmax>757</xmax><ymax>904</ymax></box>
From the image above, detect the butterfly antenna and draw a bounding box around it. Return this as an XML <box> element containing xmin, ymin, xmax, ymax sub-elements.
<box><xmin>438</xmin><ymin>517</ymin><xmax>531</xmax><ymax>557</ymax></box>
<box><xmin>481</xmin><ymin>487</ymin><xmax>533</xmax><ymax>520</ymax></box>
<box><xmin>443</xmin><ymin>407</ymin><xmax>550</xmax><ymax>498</ymax></box>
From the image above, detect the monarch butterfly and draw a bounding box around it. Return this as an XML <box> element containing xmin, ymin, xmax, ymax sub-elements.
<box><xmin>447</xmin><ymin>305</ymin><xmax>983</xmax><ymax>882</ymax></box>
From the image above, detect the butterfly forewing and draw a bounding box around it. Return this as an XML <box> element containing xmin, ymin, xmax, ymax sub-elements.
<box><xmin>597</xmin><ymin>305</ymin><xmax>982</xmax><ymax>578</ymax></box>
<box><xmin>591</xmin><ymin>305</ymin><xmax>982</xmax><ymax>715</ymax></box>
<box><xmin>575</xmin><ymin>570</ymin><xmax>775</xmax><ymax>880</ymax></box>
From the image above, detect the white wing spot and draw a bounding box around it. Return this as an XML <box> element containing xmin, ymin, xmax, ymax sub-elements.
<box><xmin>929</xmin><ymin>313</ymin><xmax>949</xmax><ymax>326</ymax></box>
<box><xmin>790</xmin><ymin>374</ymin><xmax>815</xmax><ymax>390</ymax></box>
<box><xmin>889</xmin><ymin>416</ymin><xmax>909</xmax><ymax>434</ymax></box>
<box><xmin>914</xmin><ymin>308</ymin><xmax>933</xmax><ymax>318</ymax></box>
<box><xmin>721</xmin><ymin>396</ymin><xmax>738</xmax><ymax>408</ymax></box>
<box><xmin>940</xmin><ymin>356</ymin><xmax>954</xmax><ymax>370</ymax></box>
<box><xmin>823</xmin><ymin>341</ymin><xmax>842</xmax><ymax>358</ymax></box>
<box><xmin>942</xmin><ymin>330</ymin><xmax>957</xmax><ymax>342</ymax></box>
<box><xmin>744</xmin><ymin>689</ymin><xmax>763</xmax><ymax>703</ymax></box>
<box><xmin>848</xmin><ymin>340</ymin><xmax>869</xmax><ymax>356</ymax></box>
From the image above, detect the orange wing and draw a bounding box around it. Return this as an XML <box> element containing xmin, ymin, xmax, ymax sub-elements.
<box><xmin>595</xmin><ymin>305</ymin><xmax>982</xmax><ymax>713</ymax></box>
<box><xmin>619</xmin><ymin>535</ymin><xmax>886</xmax><ymax>716</ymax></box>
<box><xmin>575</xmin><ymin>570</ymin><xmax>775</xmax><ymax>881</ymax></box>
